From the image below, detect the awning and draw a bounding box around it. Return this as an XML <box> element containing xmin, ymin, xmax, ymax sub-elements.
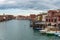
<box><xmin>35</xmin><ymin>22</ymin><xmax>46</xmax><ymax>24</ymax></box>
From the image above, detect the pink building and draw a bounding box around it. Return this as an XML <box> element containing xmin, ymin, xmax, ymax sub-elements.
<box><xmin>46</xmin><ymin>9</ymin><xmax>60</xmax><ymax>30</ymax></box>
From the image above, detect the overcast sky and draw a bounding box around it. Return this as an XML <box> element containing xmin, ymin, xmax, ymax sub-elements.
<box><xmin>0</xmin><ymin>0</ymin><xmax>60</xmax><ymax>15</ymax></box>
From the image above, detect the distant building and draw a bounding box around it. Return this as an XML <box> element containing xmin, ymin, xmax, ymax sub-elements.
<box><xmin>0</xmin><ymin>14</ymin><xmax>15</xmax><ymax>21</ymax></box>
<box><xmin>16</xmin><ymin>15</ymin><xmax>25</xmax><ymax>20</ymax></box>
<box><xmin>30</xmin><ymin>14</ymin><xmax>36</xmax><ymax>21</ymax></box>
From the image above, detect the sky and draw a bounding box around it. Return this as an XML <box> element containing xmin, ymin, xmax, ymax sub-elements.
<box><xmin>0</xmin><ymin>0</ymin><xmax>60</xmax><ymax>15</ymax></box>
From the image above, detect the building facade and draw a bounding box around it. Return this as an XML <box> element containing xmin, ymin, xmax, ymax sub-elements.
<box><xmin>46</xmin><ymin>10</ymin><xmax>60</xmax><ymax>30</ymax></box>
<box><xmin>30</xmin><ymin>14</ymin><xmax>36</xmax><ymax>21</ymax></box>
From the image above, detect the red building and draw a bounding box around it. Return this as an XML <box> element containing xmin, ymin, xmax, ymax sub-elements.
<box><xmin>46</xmin><ymin>9</ymin><xmax>60</xmax><ymax>30</ymax></box>
<box><xmin>30</xmin><ymin>14</ymin><xmax>36</xmax><ymax>21</ymax></box>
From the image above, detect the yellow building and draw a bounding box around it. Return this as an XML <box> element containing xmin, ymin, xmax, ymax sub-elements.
<box><xmin>36</xmin><ymin>13</ymin><xmax>47</xmax><ymax>21</ymax></box>
<box><xmin>37</xmin><ymin>16</ymin><xmax>42</xmax><ymax>21</ymax></box>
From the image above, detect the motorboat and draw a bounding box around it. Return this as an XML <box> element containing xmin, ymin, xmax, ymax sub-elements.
<box><xmin>54</xmin><ymin>31</ymin><xmax>60</xmax><ymax>37</ymax></box>
<box><xmin>46</xmin><ymin>31</ymin><xmax>56</xmax><ymax>36</ymax></box>
<box><xmin>33</xmin><ymin>27</ymin><xmax>42</xmax><ymax>30</ymax></box>
<box><xmin>39</xmin><ymin>29</ymin><xmax>47</xmax><ymax>34</ymax></box>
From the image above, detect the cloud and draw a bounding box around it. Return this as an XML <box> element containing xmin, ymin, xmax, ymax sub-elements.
<box><xmin>0</xmin><ymin>9</ymin><xmax>45</xmax><ymax>16</ymax></box>
<box><xmin>0</xmin><ymin>0</ymin><xmax>59</xmax><ymax>10</ymax></box>
<box><xmin>0</xmin><ymin>0</ymin><xmax>6</xmax><ymax>4</ymax></box>
<box><xmin>6</xmin><ymin>1</ymin><xmax>16</xmax><ymax>4</ymax></box>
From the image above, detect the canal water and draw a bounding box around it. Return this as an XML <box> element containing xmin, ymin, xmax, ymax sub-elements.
<box><xmin>0</xmin><ymin>20</ymin><xmax>60</xmax><ymax>40</ymax></box>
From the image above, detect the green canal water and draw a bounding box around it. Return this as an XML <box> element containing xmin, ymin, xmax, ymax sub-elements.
<box><xmin>0</xmin><ymin>20</ymin><xmax>60</xmax><ymax>40</ymax></box>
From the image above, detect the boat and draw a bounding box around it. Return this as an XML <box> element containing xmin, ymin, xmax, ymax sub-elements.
<box><xmin>46</xmin><ymin>31</ymin><xmax>56</xmax><ymax>36</ymax></box>
<box><xmin>58</xmin><ymin>34</ymin><xmax>60</xmax><ymax>37</ymax></box>
<box><xmin>54</xmin><ymin>31</ymin><xmax>60</xmax><ymax>37</ymax></box>
<box><xmin>39</xmin><ymin>29</ymin><xmax>47</xmax><ymax>34</ymax></box>
<box><xmin>33</xmin><ymin>27</ymin><xmax>42</xmax><ymax>30</ymax></box>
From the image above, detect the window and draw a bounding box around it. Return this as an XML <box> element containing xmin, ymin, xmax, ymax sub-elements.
<box><xmin>53</xmin><ymin>24</ymin><xmax>56</xmax><ymax>27</ymax></box>
<box><xmin>46</xmin><ymin>19</ymin><xmax>48</xmax><ymax>22</ymax></box>
<box><xmin>58</xmin><ymin>24</ymin><xmax>60</xmax><ymax>29</ymax></box>
<box><xmin>51</xmin><ymin>19</ymin><xmax>53</xmax><ymax>22</ymax></box>
<box><xmin>54</xmin><ymin>19</ymin><xmax>57</xmax><ymax>22</ymax></box>
<box><xmin>48</xmin><ymin>23</ymin><xmax>51</xmax><ymax>26</ymax></box>
<box><xmin>49</xmin><ymin>19</ymin><xmax>50</xmax><ymax>22</ymax></box>
<box><xmin>59</xmin><ymin>18</ymin><xmax>60</xmax><ymax>21</ymax></box>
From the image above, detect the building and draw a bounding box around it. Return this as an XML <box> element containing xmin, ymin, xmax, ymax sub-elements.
<box><xmin>16</xmin><ymin>15</ymin><xmax>25</xmax><ymax>20</ymax></box>
<box><xmin>32</xmin><ymin>13</ymin><xmax>47</xmax><ymax>30</ymax></box>
<box><xmin>46</xmin><ymin>9</ymin><xmax>60</xmax><ymax>30</ymax></box>
<box><xmin>42</xmin><ymin>13</ymin><xmax>47</xmax><ymax>21</ymax></box>
<box><xmin>36</xmin><ymin>13</ymin><xmax>47</xmax><ymax>22</ymax></box>
<box><xmin>30</xmin><ymin>14</ymin><xmax>36</xmax><ymax>21</ymax></box>
<box><xmin>0</xmin><ymin>15</ymin><xmax>15</xmax><ymax>22</ymax></box>
<box><xmin>36</xmin><ymin>14</ymin><xmax>42</xmax><ymax>21</ymax></box>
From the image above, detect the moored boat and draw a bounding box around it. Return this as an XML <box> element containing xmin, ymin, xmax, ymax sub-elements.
<box><xmin>58</xmin><ymin>35</ymin><xmax>60</xmax><ymax>37</ymax></box>
<box><xmin>33</xmin><ymin>27</ymin><xmax>42</xmax><ymax>30</ymax></box>
<box><xmin>39</xmin><ymin>29</ymin><xmax>47</xmax><ymax>34</ymax></box>
<box><xmin>54</xmin><ymin>31</ymin><xmax>60</xmax><ymax>37</ymax></box>
<box><xmin>46</xmin><ymin>31</ymin><xmax>56</xmax><ymax>36</ymax></box>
